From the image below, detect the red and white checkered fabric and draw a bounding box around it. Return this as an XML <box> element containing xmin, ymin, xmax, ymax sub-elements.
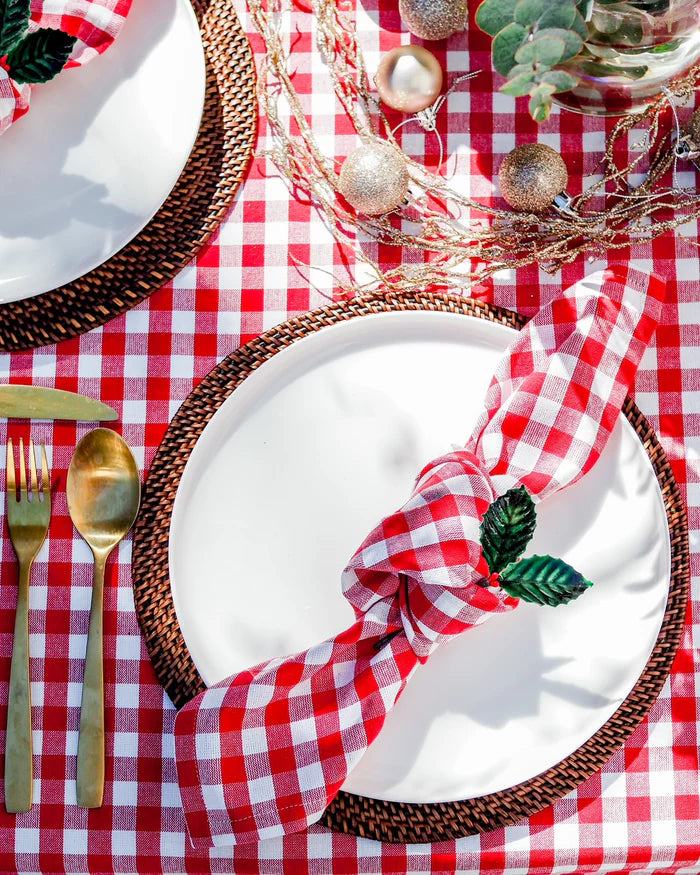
<box><xmin>174</xmin><ymin>267</ymin><xmax>666</xmax><ymax>849</ymax></box>
<box><xmin>0</xmin><ymin>0</ymin><xmax>132</xmax><ymax>136</ymax></box>
<box><xmin>0</xmin><ymin>0</ymin><xmax>699</xmax><ymax>869</ymax></box>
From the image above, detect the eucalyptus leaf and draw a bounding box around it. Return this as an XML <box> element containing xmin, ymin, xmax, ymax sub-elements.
<box><xmin>536</xmin><ymin>26</ymin><xmax>584</xmax><ymax>60</ymax></box>
<box><xmin>538</xmin><ymin>1</ymin><xmax>577</xmax><ymax>30</ymax></box>
<box><xmin>500</xmin><ymin>70</ymin><xmax>537</xmax><ymax>95</ymax></box>
<box><xmin>570</xmin><ymin>10</ymin><xmax>590</xmax><ymax>40</ymax></box>
<box><xmin>498</xmin><ymin>555</ymin><xmax>593</xmax><ymax>606</ymax></box>
<box><xmin>0</xmin><ymin>0</ymin><xmax>30</xmax><ymax>56</ymax></box>
<box><xmin>479</xmin><ymin>486</ymin><xmax>537</xmax><ymax>575</ymax></box>
<box><xmin>7</xmin><ymin>28</ymin><xmax>77</xmax><ymax>83</ymax></box>
<box><xmin>576</xmin><ymin>58</ymin><xmax>648</xmax><ymax>79</ymax></box>
<box><xmin>492</xmin><ymin>22</ymin><xmax>528</xmax><ymax>76</ymax></box>
<box><xmin>528</xmin><ymin>83</ymin><xmax>555</xmax><ymax>121</ymax></box>
<box><xmin>515</xmin><ymin>34</ymin><xmax>565</xmax><ymax>66</ymax></box>
<box><xmin>576</xmin><ymin>0</ymin><xmax>594</xmax><ymax>18</ymax></box>
<box><xmin>476</xmin><ymin>0</ymin><xmax>520</xmax><ymax>37</ymax></box>
<box><xmin>513</xmin><ymin>0</ymin><xmax>547</xmax><ymax>26</ymax></box>
<box><xmin>539</xmin><ymin>69</ymin><xmax>578</xmax><ymax>91</ymax></box>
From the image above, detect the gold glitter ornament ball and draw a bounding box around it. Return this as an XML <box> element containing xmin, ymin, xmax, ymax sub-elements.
<box><xmin>339</xmin><ymin>141</ymin><xmax>409</xmax><ymax>216</ymax></box>
<box><xmin>681</xmin><ymin>106</ymin><xmax>700</xmax><ymax>153</ymax></box>
<box><xmin>498</xmin><ymin>143</ymin><xmax>569</xmax><ymax>212</ymax></box>
<box><xmin>375</xmin><ymin>46</ymin><xmax>443</xmax><ymax>114</ymax></box>
<box><xmin>399</xmin><ymin>0</ymin><xmax>468</xmax><ymax>41</ymax></box>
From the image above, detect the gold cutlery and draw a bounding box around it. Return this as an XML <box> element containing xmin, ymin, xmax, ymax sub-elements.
<box><xmin>66</xmin><ymin>429</ymin><xmax>140</xmax><ymax>808</ymax></box>
<box><xmin>0</xmin><ymin>386</ymin><xmax>117</xmax><ymax>421</ymax></box>
<box><xmin>4</xmin><ymin>439</ymin><xmax>51</xmax><ymax>814</ymax></box>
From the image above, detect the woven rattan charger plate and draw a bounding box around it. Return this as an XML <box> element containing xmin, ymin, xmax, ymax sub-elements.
<box><xmin>0</xmin><ymin>0</ymin><xmax>256</xmax><ymax>352</ymax></box>
<box><xmin>132</xmin><ymin>291</ymin><xmax>689</xmax><ymax>844</ymax></box>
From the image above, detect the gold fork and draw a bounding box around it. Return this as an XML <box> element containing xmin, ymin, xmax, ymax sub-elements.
<box><xmin>4</xmin><ymin>439</ymin><xmax>51</xmax><ymax>814</ymax></box>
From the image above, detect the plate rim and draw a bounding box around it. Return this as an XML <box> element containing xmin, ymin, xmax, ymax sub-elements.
<box><xmin>132</xmin><ymin>291</ymin><xmax>689</xmax><ymax>843</ymax></box>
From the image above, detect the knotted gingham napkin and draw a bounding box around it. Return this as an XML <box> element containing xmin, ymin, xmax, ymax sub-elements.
<box><xmin>0</xmin><ymin>0</ymin><xmax>132</xmax><ymax>137</ymax></box>
<box><xmin>174</xmin><ymin>266</ymin><xmax>665</xmax><ymax>848</ymax></box>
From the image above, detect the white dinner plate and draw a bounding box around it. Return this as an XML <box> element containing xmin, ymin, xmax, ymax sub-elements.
<box><xmin>169</xmin><ymin>311</ymin><xmax>670</xmax><ymax>804</ymax></box>
<box><xmin>0</xmin><ymin>0</ymin><xmax>205</xmax><ymax>303</ymax></box>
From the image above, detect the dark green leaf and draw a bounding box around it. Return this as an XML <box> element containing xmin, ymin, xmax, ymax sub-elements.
<box><xmin>539</xmin><ymin>69</ymin><xmax>578</xmax><ymax>91</ymax></box>
<box><xmin>513</xmin><ymin>0</ymin><xmax>547</xmax><ymax>26</ymax></box>
<box><xmin>6</xmin><ymin>28</ymin><xmax>77</xmax><ymax>84</ymax></box>
<box><xmin>476</xmin><ymin>0</ymin><xmax>520</xmax><ymax>36</ymax></box>
<box><xmin>576</xmin><ymin>0</ymin><xmax>594</xmax><ymax>18</ymax></box>
<box><xmin>0</xmin><ymin>0</ymin><xmax>30</xmax><ymax>56</ymax></box>
<box><xmin>498</xmin><ymin>554</ymin><xmax>593</xmax><ymax>606</ymax></box>
<box><xmin>480</xmin><ymin>486</ymin><xmax>537</xmax><ymax>574</ymax></box>
<box><xmin>528</xmin><ymin>83</ymin><xmax>555</xmax><ymax>121</ymax></box>
<box><xmin>536</xmin><ymin>27</ymin><xmax>583</xmax><ymax>60</ymax></box>
<box><xmin>492</xmin><ymin>22</ymin><xmax>529</xmax><ymax>76</ymax></box>
<box><xmin>500</xmin><ymin>70</ymin><xmax>537</xmax><ymax>95</ymax></box>
<box><xmin>539</xmin><ymin>1</ymin><xmax>577</xmax><ymax>29</ymax></box>
<box><xmin>515</xmin><ymin>34</ymin><xmax>565</xmax><ymax>66</ymax></box>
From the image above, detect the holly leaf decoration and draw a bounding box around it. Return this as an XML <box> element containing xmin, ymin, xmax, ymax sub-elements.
<box><xmin>7</xmin><ymin>28</ymin><xmax>77</xmax><ymax>84</ymax></box>
<box><xmin>0</xmin><ymin>0</ymin><xmax>30</xmax><ymax>56</ymax></box>
<box><xmin>480</xmin><ymin>486</ymin><xmax>537</xmax><ymax>574</ymax></box>
<box><xmin>498</xmin><ymin>554</ymin><xmax>593</xmax><ymax>606</ymax></box>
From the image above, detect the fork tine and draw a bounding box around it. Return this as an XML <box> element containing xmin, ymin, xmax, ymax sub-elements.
<box><xmin>18</xmin><ymin>437</ymin><xmax>26</xmax><ymax>499</ymax></box>
<box><xmin>41</xmin><ymin>443</ymin><xmax>49</xmax><ymax>503</ymax></box>
<box><xmin>6</xmin><ymin>438</ymin><xmax>15</xmax><ymax>499</ymax></box>
<box><xmin>29</xmin><ymin>439</ymin><xmax>38</xmax><ymax>501</ymax></box>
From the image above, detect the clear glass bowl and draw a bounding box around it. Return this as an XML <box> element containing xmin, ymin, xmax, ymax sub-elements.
<box><xmin>553</xmin><ymin>0</ymin><xmax>700</xmax><ymax>116</ymax></box>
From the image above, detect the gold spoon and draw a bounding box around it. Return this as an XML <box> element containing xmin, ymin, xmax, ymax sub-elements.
<box><xmin>67</xmin><ymin>428</ymin><xmax>140</xmax><ymax>808</ymax></box>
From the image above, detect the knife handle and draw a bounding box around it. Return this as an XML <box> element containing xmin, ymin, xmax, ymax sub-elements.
<box><xmin>76</xmin><ymin>552</ymin><xmax>107</xmax><ymax>808</ymax></box>
<box><xmin>5</xmin><ymin>561</ymin><xmax>33</xmax><ymax>814</ymax></box>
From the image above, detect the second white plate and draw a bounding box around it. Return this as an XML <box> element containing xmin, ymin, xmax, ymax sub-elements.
<box><xmin>169</xmin><ymin>310</ymin><xmax>670</xmax><ymax>804</ymax></box>
<box><xmin>0</xmin><ymin>0</ymin><xmax>206</xmax><ymax>303</ymax></box>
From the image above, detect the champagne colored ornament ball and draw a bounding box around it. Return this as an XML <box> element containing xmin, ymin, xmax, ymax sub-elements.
<box><xmin>399</xmin><ymin>0</ymin><xmax>468</xmax><ymax>41</ymax></box>
<box><xmin>339</xmin><ymin>142</ymin><xmax>409</xmax><ymax>216</ymax></box>
<box><xmin>375</xmin><ymin>46</ymin><xmax>443</xmax><ymax>114</ymax></box>
<box><xmin>498</xmin><ymin>143</ymin><xmax>569</xmax><ymax>212</ymax></box>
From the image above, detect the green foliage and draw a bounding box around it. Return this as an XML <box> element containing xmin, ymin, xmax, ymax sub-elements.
<box><xmin>476</xmin><ymin>0</ymin><xmax>652</xmax><ymax>121</ymax></box>
<box><xmin>0</xmin><ymin>0</ymin><xmax>30</xmax><ymax>56</ymax></box>
<box><xmin>479</xmin><ymin>486</ymin><xmax>594</xmax><ymax>608</ymax></box>
<box><xmin>6</xmin><ymin>28</ymin><xmax>77</xmax><ymax>84</ymax></box>
<box><xmin>498</xmin><ymin>555</ymin><xmax>593</xmax><ymax>607</ymax></box>
<box><xmin>479</xmin><ymin>486</ymin><xmax>537</xmax><ymax>575</ymax></box>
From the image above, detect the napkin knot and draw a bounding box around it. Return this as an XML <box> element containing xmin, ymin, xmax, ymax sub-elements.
<box><xmin>343</xmin><ymin>449</ymin><xmax>516</xmax><ymax>661</ymax></box>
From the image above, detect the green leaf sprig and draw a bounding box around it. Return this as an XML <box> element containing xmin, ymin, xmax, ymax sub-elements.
<box><xmin>479</xmin><ymin>485</ymin><xmax>593</xmax><ymax>607</ymax></box>
<box><xmin>0</xmin><ymin>0</ymin><xmax>77</xmax><ymax>85</ymax></box>
<box><xmin>475</xmin><ymin>0</ymin><xmax>655</xmax><ymax>122</ymax></box>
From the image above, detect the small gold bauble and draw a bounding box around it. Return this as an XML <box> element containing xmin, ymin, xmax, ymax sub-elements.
<box><xmin>498</xmin><ymin>144</ymin><xmax>569</xmax><ymax>213</ymax></box>
<box><xmin>339</xmin><ymin>141</ymin><xmax>409</xmax><ymax>216</ymax></box>
<box><xmin>375</xmin><ymin>46</ymin><xmax>443</xmax><ymax>114</ymax></box>
<box><xmin>681</xmin><ymin>106</ymin><xmax>700</xmax><ymax>154</ymax></box>
<box><xmin>398</xmin><ymin>0</ymin><xmax>468</xmax><ymax>41</ymax></box>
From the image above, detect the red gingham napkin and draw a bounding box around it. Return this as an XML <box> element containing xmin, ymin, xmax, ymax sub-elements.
<box><xmin>0</xmin><ymin>0</ymin><xmax>132</xmax><ymax>136</ymax></box>
<box><xmin>174</xmin><ymin>266</ymin><xmax>666</xmax><ymax>849</ymax></box>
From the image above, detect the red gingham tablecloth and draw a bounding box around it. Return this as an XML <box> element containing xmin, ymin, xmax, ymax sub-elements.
<box><xmin>0</xmin><ymin>0</ymin><xmax>698</xmax><ymax>872</ymax></box>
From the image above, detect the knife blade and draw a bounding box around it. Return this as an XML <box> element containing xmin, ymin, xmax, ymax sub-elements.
<box><xmin>0</xmin><ymin>386</ymin><xmax>117</xmax><ymax>421</ymax></box>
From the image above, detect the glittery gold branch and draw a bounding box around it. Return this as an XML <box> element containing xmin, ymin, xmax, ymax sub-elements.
<box><xmin>249</xmin><ymin>0</ymin><xmax>700</xmax><ymax>294</ymax></box>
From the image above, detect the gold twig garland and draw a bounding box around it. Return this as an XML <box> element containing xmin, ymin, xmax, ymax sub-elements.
<box><xmin>249</xmin><ymin>0</ymin><xmax>700</xmax><ymax>294</ymax></box>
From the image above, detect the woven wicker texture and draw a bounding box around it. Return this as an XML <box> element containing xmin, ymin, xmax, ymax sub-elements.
<box><xmin>0</xmin><ymin>0</ymin><xmax>257</xmax><ymax>351</ymax></box>
<box><xmin>132</xmin><ymin>292</ymin><xmax>689</xmax><ymax>843</ymax></box>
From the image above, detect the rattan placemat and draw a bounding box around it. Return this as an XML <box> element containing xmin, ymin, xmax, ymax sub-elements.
<box><xmin>0</xmin><ymin>0</ymin><xmax>257</xmax><ymax>352</ymax></box>
<box><xmin>132</xmin><ymin>292</ymin><xmax>689</xmax><ymax>844</ymax></box>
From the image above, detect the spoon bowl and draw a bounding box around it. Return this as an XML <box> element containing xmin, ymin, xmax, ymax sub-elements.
<box><xmin>67</xmin><ymin>428</ymin><xmax>140</xmax><ymax>808</ymax></box>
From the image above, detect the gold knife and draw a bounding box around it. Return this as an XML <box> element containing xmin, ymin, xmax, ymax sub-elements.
<box><xmin>0</xmin><ymin>386</ymin><xmax>117</xmax><ymax>421</ymax></box>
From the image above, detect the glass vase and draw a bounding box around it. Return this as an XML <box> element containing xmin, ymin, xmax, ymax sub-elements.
<box><xmin>553</xmin><ymin>0</ymin><xmax>700</xmax><ymax>116</ymax></box>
